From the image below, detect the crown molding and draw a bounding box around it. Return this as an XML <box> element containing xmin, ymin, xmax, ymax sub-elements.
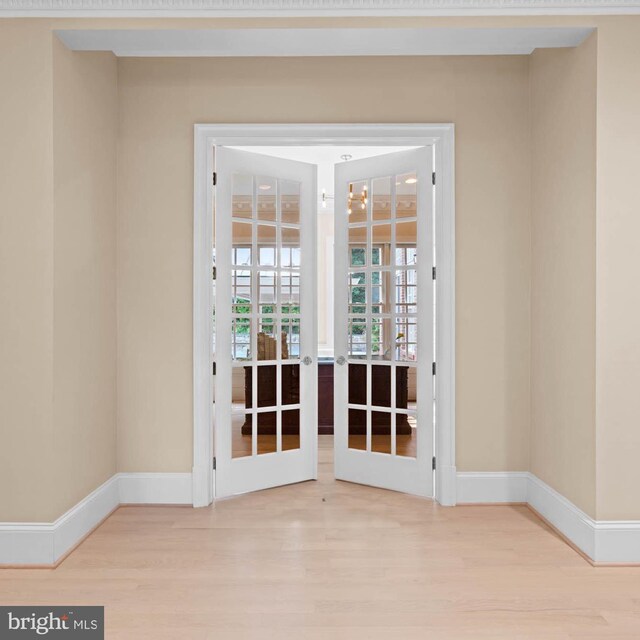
<box><xmin>1</xmin><ymin>0</ymin><xmax>639</xmax><ymax>18</ymax></box>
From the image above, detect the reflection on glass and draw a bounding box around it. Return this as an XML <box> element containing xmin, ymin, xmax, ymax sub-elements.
<box><xmin>395</xmin><ymin>269</ymin><xmax>417</xmax><ymax>314</ymax></box>
<box><xmin>348</xmin><ymin>319</ymin><xmax>367</xmax><ymax>359</ymax></box>
<box><xmin>395</xmin><ymin>317</ymin><xmax>417</xmax><ymax>361</ymax></box>
<box><xmin>396</xmin><ymin>172</ymin><xmax>417</xmax><ymax>218</ymax></box>
<box><xmin>348</xmin><ymin>409</ymin><xmax>367</xmax><ymax>451</ymax></box>
<box><xmin>281</xmin><ymin>318</ymin><xmax>300</xmax><ymax>360</ymax></box>
<box><xmin>395</xmin><ymin>220</ymin><xmax>417</xmax><ymax>246</ymax></box>
<box><xmin>232</xmin><ymin>269</ymin><xmax>251</xmax><ymax>315</ymax></box>
<box><xmin>396</xmin><ymin>412</ymin><xmax>417</xmax><ymax>458</ymax></box>
<box><xmin>256</xmin><ymin>411</ymin><xmax>277</xmax><ymax>455</ymax></box>
<box><xmin>280</xmin><ymin>270</ymin><xmax>300</xmax><ymax>309</ymax></box>
<box><xmin>372</xmin><ymin>176</ymin><xmax>391</xmax><ymax>221</ymax></box>
<box><xmin>258</xmin><ymin>271</ymin><xmax>277</xmax><ymax>309</ymax></box>
<box><xmin>281</xmin><ymin>180</ymin><xmax>301</xmax><ymax>225</ymax></box>
<box><xmin>257</xmin><ymin>176</ymin><xmax>277</xmax><ymax>221</ymax></box>
<box><xmin>281</xmin><ymin>364</ymin><xmax>300</xmax><ymax>405</ymax></box>
<box><xmin>256</xmin><ymin>364</ymin><xmax>277</xmax><ymax>406</ymax></box>
<box><xmin>371</xmin><ymin>411</ymin><xmax>392</xmax><ymax>454</ymax></box>
<box><xmin>282</xmin><ymin>409</ymin><xmax>300</xmax><ymax>451</ymax></box>
<box><xmin>232</xmin><ymin>174</ymin><xmax>253</xmax><ymax>220</ymax></box>
<box><xmin>232</xmin><ymin>317</ymin><xmax>251</xmax><ymax>360</ymax></box>
<box><xmin>347</xmin><ymin>180</ymin><xmax>368</xmax><ymax>223</ymax></box>
<box><xmin>348</xmin><ymin>363</ymin><xmax>367</xmax><ymax>405</ymax></box>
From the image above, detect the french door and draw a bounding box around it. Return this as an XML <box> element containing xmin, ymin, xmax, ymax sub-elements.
<box><xmin>334</xmin><ymin>148</ymin><xmax>434</xmax><ymax>497</ymax></box>
<box><xmin>214</xmin><ymin>147</ymin><xmax>317</xmax><ymax>498</ymax></box>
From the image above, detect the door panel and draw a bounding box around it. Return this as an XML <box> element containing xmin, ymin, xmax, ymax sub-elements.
<box><xmin>215</xmin><ymin>147</ymin><xmax>317</xmax><ymax>498</ymax></box>
<box><xmin>334</xmin><ymin>148</ymin><xmax>434</xmax><ymax>497</ymax></box>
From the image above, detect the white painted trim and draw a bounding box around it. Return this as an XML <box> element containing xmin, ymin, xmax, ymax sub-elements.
<box><xmin>456</xmin><ymin>472</ymin><xmax>640</xmax><ymax>563</ymax></box>
<box><xmin>0</xmin><ymin>473</ymin><xmax>192</xmax><ymax>565</ymax></box>
<box><xmin>118</xmin><ymin>472</ymin><xmax>193</xmax><ymax>505</ymax></box>
<box><xmin>55</xmin><ymin>27</ymin><xmax>594</xmax><ymax>57</ymax></box>
<box><xmin>3</xmin><ymin>1</ymin><xmax>640</xmax><ymax>18</ymax></box>
<box><xmin>457</xmin><ymin>471</ymin><xmax>529</xmax><ymax>503</ymax></box>
<box><xmin>193</xmin><ymin>123</ymin><xmax>455</xmax><ymax>507</ymax></box>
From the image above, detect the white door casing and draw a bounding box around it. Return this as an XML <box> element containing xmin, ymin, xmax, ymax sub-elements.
<box><xmin>334</xmin><ymin>147</ymin><xmax>434</xmax><ymax>497</ymax></box>
<box><xmin>214</xmin><ymin>147</ymin><xmax>317</xmax><ymax>498</ymax></box>
<box><xmin>193</xmin><ymin>124</ymin><xmax>455</xmax><ymax>507</ymax></box>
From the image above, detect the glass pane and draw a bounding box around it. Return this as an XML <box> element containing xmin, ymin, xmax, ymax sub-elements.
<box><xmin>396</xmin><ymin>172</ymin><xmax>417</xmax><ymax>218</ymax></box>
<box><xmin>348</xmin><ymin>409</ymin><xmax>367</xmax><ymax>451</ymax></box>
<box><xmin>395</xmin><ymin>365</ymin><xmax>411</xmax><ymax>410</ymax></box>
<box><xmin>372</xmin><ymin>224</ymin><xmax>392</xmax><ymax>267</ymax></box>
<box><xmin>257</xmin><ymin>225</ymin><xmax>276</xmax><ymax>265</ymax></box>
<box><xmin>281</xmin><ymin>364</ymin><xmax>300</xmax><ymax>405</ymax></box>
<box><xmin>349</xmin><ymin>226</ymin><xmax>367</xmax><ymax>267</ymax></box>
<box><xmin>232</xmin><ymin>364</ymin><xmax>252</xmax><ymax>458</ymax></box>
<box><xmin>257</xmin><ymin>176</ymin><xmax>277</xmax><ymax>221</ymax></box>
<box><xmin>371</xmin><ymin>317</ymin><xmax>384</xmax><ymax>359</ymax></box>
<box><xmin>372</xmin><ymin>176</ymin><xmax>391</xmax><ymax>221</ymax></box>
<box><xmin>280</xmin><ymin>270</ymin><xmax>300</xmax><ymax>310</ymax></box>
<box><xmin>232</xmin><ymin>269</ymin><xmax>251</xmax><ymax>314</ymax></box>
<box><xmin>348</xmin><ymin>319</ymin><xmax>367</xmax><ymax>359</ymax></box>
<box><xmin>395</xmin><ymin>269</ymin><xmax>417</xmax><ymax>314</ymax></box>
<box><xmin>281</xmin><ymin>180</ymin><xmax>300</xmax><ymax>225</ymax></box>
<box><xmin>347</xmin><ymin>180</ymin><xmax>368</xmax><ymax>223</ymax></box>
<box><xmin>281</xmin><ymin>245</ymin><xmax>301</xmax><ymax>269</ymax></box>
<box><xmin>232</xmin><ymin>221</ymin><xmax>252</xmax><ymax>265</ymax></box>
<box><xmin>232</xmin><ymin>174</ymin><xmax>253</xmax><ymax>220</ymax></box>
<box><xmin>282</xmin><ymin>409</ymin><xmax>300</xmax><ymax>451</ymax></box>
<box><xmin>256</xmin><ymin>411</ymin><xmax>277</xmax><ymax>455</ymax></box>
<box><xmin>350</xmin><ymin>246</ymin><xmax>366</xmax><ymax>267</ymax></box>
<box><xmin>232</xmin><ymin>317</ymin><xmax>251</xmax><ymax>361</ymax></box>
<box><xmin>395</xmin><ymin>220</ymin><xmax>417</xmax><ymax>246</ymax></box>
<box><xmin>371</xmin><ymin>365</ymin><xmax>391</xmax><ymax>407</ymax></box>
<box><xmin>395</xmin><ymin>317</ymin><xmax>417</xmax><ymax>362</ymax></box>
<box><xmin>259</xmin><ymin>271</ymin><xmax>277</xmax><ymax>309</ymax></box>
<box><xmin>371</xmin><ymin>411</ymin><xmax>392</xmax><ymax>455</ymax></box>
<box><xmin>396</xmin><ymin>412</ymin><xmax>417</xmax><ymax>458</ymax></box>
<box><xmin>349</xmin><ymin>272</ymin><xmax>366</xmax><ymax>307</ymax></box>
<box><xmin>348</xmin><ymin>363</ymin><xmax>367</xmax><ymax>405</ymax></box>
<box><xmin>256</xmin><ymin>364</ymin><xmax>277</xmax><ymax>408</ymax></box>
<box><xmin>281</xmin><ymin>318</ymin><xmax>300</xmax><ymax>360</ymax></box>
<box><xmin>395</xmin><ymin>246</ymin><xmax>417</xmax><ymax>266</ymax></box>
<box><xmin>257</xmin><ymin>318</ymin><xmax>277</xmax><ymax>361</ymax></box>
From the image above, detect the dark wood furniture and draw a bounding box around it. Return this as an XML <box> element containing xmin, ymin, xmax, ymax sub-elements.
<box><xmin>242</xmin><ymin>361</ymin><xmax>411</xmax><ymax>435</ymax></box>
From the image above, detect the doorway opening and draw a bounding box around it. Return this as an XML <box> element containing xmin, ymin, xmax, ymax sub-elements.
<box><xmin>193</xmin><ymin>125</ymin><xmax>455</xmax><ymax>508</ymax></box>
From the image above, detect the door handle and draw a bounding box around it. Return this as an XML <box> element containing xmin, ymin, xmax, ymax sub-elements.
<box><xmin>302</xmin><ymin>356</ymin><xmax>313</xmax><ymax>365</ymax></box>
<box><xmin>336</xmin><ymin>356</ymin><xmax>346</xmax><ymax>366</ymax></box>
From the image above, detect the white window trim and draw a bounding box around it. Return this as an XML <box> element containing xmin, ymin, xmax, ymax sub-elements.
<box><xmin>193</xmin><ymin>123</ymin><xmax>456</xmax><ymax>507</ymax></box>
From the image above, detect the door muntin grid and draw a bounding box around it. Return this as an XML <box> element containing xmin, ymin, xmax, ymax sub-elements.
<box><xmin>231</xmin><ymin>173</ymin><xmax>302</xmax><ymax>458</ymax></box>
<box><xmin>346</xmin><ymin>171</ymin><xmax>418</xmax><ymax>458</ymax></box>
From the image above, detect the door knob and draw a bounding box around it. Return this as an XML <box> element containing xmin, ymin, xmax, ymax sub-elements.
<box><xmin>336</xmin><ymin>356</ymin><xmax>346</xmax><ymax>366</ymax></box>
<box><xmin>302</xmin><ymin>356</ymin><xmax>313</xmax><ymax>365</ymax></box>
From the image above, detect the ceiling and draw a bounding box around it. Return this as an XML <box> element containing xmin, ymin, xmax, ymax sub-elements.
<box><xmin>56</xmin><ymin>27</ymin><xmax>594</xmax><ymax>57</ymax></box>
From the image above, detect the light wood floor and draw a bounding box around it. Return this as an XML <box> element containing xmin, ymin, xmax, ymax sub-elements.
<box><xmin>2</xmin><ymin>437</ymin><xmax>640</xmax><ymax>639</ymax></box>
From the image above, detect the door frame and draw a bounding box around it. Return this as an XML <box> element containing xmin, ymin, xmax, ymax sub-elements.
<box><xmin>193</xmin><ymin>123</ymin><xmax>456</xmax><ymax>507</ymax></box>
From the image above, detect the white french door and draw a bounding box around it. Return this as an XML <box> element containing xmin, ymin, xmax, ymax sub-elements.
<box><xmin>214</xmin><ymin>147</ymin><xmax>317</xmax><ymax>498</ymax></box>
<box><xmin>334</xmin><ymin>148</ymin><xmax>434</xmax><ymax>497</ymax></box>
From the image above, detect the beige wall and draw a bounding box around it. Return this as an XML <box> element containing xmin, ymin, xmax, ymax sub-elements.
<box><xmin>117</xmin><ymin>54</ymin><xmax>532</xmax><ymax>474</ymax></box>
<box><xmin>530</xmin><ymin>35</ymin><xmax>598</xmax><ymax>517</ymax></box>
<box><xmin>594</xmin><ymin>18</ymin><xmax>640</xmax><ymax>521</ymax></box>
<box><xmin>0</xmin><ymin>25</ymin><xmax>117</xmax><ymax>522</ymax></box>
<box><xmin>51</xmin><ymin>38</ymin><xmax>118</xmax><ymax>520</ymax></box>
<box><xmin>0</xmin><ymin>22</ymin><xmax>55</xmax><ymax>522</ymax></box>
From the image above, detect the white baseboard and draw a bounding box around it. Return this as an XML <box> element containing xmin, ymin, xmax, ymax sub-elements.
<box><xmin>0</xmin><ymin>472</ymin><xmax>192</xmax><ymax>566</ymax></box>
<box><xmin>457</xmin><ymin>471</ymin><xmax>640</xmax><ymax>563</ymax></box>
<box><xmin>457</xmin><ymin>471</ymin><xmax>529</xmax><ymax>504</ymax></box>
<box><xmin>118</xmin><ymin>472</ymin><xmax>192</xmax><ymax>505</ymax></box>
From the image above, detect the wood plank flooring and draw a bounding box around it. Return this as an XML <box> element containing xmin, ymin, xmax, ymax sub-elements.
<box><xmin>1</xmin><ymin>436</ymin><xmax>640</xmax><ymax>639</ymax></box>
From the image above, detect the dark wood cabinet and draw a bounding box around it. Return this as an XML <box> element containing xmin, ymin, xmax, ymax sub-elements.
<box><xmin>242</xmin><ymin>361</ymin><xmax>411</xmax><ymax>435</ymax></box>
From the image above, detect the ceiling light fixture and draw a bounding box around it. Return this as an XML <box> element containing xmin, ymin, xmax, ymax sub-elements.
<box><xmin>258</xmin><ymin>184</ymin><xmax>272</xmax><ymax>190</ymax></box>
<box><xmin>405</xmin><ymin>177</ymin><xmax>417</xmax><ymax>184</ymax></box>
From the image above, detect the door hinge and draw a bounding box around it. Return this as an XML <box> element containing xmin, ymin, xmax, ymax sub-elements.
<box><xmin>213</xmin><ymin>457</ymin><xmax>216</xmax><ymax>470</ymax></box>
<box><xmin>432</xmin><ymin>456</ymin><xmax>437</xmax><ymax>471</ymax></box>
<box><xmin>212</xmin><ymin>265</ymin><xmax>217</xmax><ymax>280</ymax></box>
<box><xmin>432</xmin><ymin>172</ymin><xmax>436</xmax><ymax>186</ymax></box>
<box><xmin>432</xmin><ymin>266</ymin><xmax>436</xmax><ymax>280</ymax></box>
<box><xmin>212</xmin><ymin>172</ymin><xmax>217</xmax><ymax>187</ymax></box>
<box><xmin>432</xmin><ymin>362</ymin><xmax>436</xmax><ymax>375</ymax></box>
<box><xmin>212</xmin><ymin>361</ymin><xmax>217</xmax><ymax>376</ymax></box>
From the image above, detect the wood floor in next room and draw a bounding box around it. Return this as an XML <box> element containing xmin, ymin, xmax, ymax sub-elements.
<box><xmin>1</xmin><ymin>436</ymin><xmax>640</xmax><ymax>639</ymax></box>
